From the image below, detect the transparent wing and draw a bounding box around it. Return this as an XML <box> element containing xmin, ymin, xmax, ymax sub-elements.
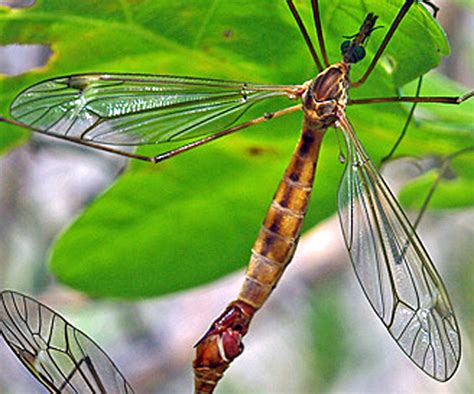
<box><xmin>337</xmin><ymin>115</ymin><xmax>461</xmax><ymax>381</ymax></box>
<box><xmin>10</xmin><ymin>73</ymin><xmax>300</xmax><ymax>146</ymax></box>
<box><xmin>0</xmin><ymin>291</ymin><xmax>134</xmax><ymax>393</ymax></box>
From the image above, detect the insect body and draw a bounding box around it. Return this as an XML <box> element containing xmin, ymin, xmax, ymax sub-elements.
<box><xmin>0</xmin><ymin>1</ymin><xmax>471</xmax><ymax>393</ymax></box>
<box><xmin>193</xmin><ymin>12</ymin><xmax>462</xmax><ymax>391</ymax></box>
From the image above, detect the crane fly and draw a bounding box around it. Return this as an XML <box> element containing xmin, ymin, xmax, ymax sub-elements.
<box><xmin>0</xmin><ymin>290</ymin><xmax>133</xmax><ymax>393</ymax></box>
<box><xmin>0</xmin><ymin>0</ymin><xmax>472</xmax><ymax>392</ymax></box>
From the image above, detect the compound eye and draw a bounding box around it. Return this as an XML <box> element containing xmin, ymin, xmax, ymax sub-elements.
<box><xmin>340</xmin><ymin>40</ymin><xmax>351</xmax><ymax>55</ymax></box>
<box><xmin>354</xmin><ymin>45</ymin><xmax>366</xmax><ymax>62</ymax></box>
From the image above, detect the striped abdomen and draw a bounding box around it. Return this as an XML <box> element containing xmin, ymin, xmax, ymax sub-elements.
<box><xmin>238</xmin><ymin>120</ymin><xmax>326</xmax><ymax>309</ymax></box>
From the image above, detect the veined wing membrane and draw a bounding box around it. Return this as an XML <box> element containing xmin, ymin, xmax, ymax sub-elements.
<box><xmin>0</xmin><ymin>291</ymin><xmax>134</xmax><ymax>393</ymax></box>
<box><xmin>336</xmin><ymin>115</ymin><xmax>461</xmax><ymax>381</ymax></box>
<box><xmin>10</xmin><ymin>73</ymin><xmax>300</xmax><ymax>146</ymax></box>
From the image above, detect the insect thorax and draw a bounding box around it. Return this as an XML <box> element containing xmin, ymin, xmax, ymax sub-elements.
<box><xmin>302</xmin><ymin>62</ymin><xmax>350</xmax><ymax>127</ymax></box>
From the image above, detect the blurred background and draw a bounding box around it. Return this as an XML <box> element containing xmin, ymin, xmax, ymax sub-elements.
<box><xmin>0</xmin><ymin>0</ymin><xmax>473</xmax><ymax>393</ymax></box>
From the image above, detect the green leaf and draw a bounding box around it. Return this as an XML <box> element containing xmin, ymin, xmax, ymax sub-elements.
<box><xmin>0</xmin><ymin>0</ymin><xmax>472</xmax><ymax>298</ymax></box>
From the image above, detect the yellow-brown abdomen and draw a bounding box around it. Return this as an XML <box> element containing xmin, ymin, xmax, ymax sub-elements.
<box><xmin>238</xmin><ymin>122</ymin><xmax>326</xmax><ymax>309</ymax></box>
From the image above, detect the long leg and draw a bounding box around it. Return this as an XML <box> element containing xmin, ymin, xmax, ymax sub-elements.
<box><xmin>352</xmin><ymin>0</ymin><xmax>416</xmax><ymax>87</ymax></box>
<box><xmin>286</xmin><ymin>0</ymin><xmax>324</xmax><ymax>71</ymax></box>
<box><xmin>0</xmin><ymin>116</ymin><xmax>156</xmax><ymax>163</ymax></box>
<box><xmin>152</xmin><ymin>104</ymin><xmax>301</xmax><ymax>163</ymax></box>
<box><xmin>412</xmin><ymin>146</ymin><xmax>473</xmax><ymax>229</ymax></box>
<box><xmin>311</xmin><ymin>0</ymin><xmax>330</xmax><ymax>67</ymax></box>
<box><xmin>393</xmin><ymin>145</ymin><xmax>473</xmax><ymax>264</ymax></box>
<box><xmin>381</xmin><ymin>77</ymin><xmax>424</xmax><ymax>162</ymax></box>
<box><xmin>349</xmin><ymin>91</ymin><xmax>473</xmax><ymax>105</ymax></box>
<box><xmin>349</xmin><ymin>91</ymin><xmax>473</xmax><ymax>161</ymax></box>
<box><xmin>0</xmin><ymin>104</ymin><xmax>301</xmax><ymax>164</ymax></box>
<box><xmin>381</xmin><ymin>1</ymin><xmax>443</xmax><ymax>162</ymax></box>
<box><xmin>394</xmin><ymin>146</ymin><xmax>473</xmax><ymax>264</ymax></box>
